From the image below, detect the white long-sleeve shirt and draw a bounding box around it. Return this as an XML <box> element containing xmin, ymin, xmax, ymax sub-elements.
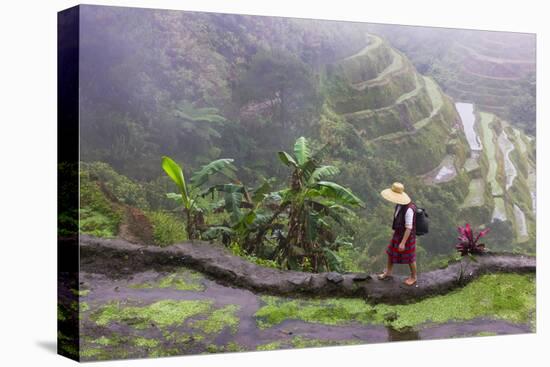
<box><xmin>394</xmin><ymin>205</ymin><xmax>414</xmax><ymax>229</ymax></box>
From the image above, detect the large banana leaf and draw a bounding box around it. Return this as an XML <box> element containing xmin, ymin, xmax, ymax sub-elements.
<box><xmin>309</xmin><ymin>165</ymin><xmax>340</xmax><ymax>183</ymax></box>
<box><xmin>314</xmin><ymin>181</ymin><xmax>365</xmax><ymax>207</ymax></box>
<box><xmin>323</xmin><ymin>247</ymin><xmax>344</xmax><ymax>272</ymax></box>
<box><xmin>161</xmin><ymin>156</ymin><xmax>190</xmax><ymax>207</ymax></box>
<box><xmin>293</xmin><ymin>136</ymin><xmax>311</xmax><ymax>166</ymax></box>
<box><xmin>203</xmin><ymin>183</ymin><xmax>245</xmax><ymax>195</ymax></box>
<box><xmin>301</xmin><ymin>159</ymin><xmax>318</xmax><ymax>183</ymax></box>
<box><xmin>277</xmin><ymin>151</ymin><xmax>297</xmax><ymax>167</ymax></box>
<box><xmin>252</xmin><ymin>179</ymin><xmax>274</xmax><ymax>203</ymax></box>
<box><xmin>224</xmin><ymin>190</ymin><xmax>244</xmax><ymax>224</ymax></box>
<box><xmin>191</xmin><ymin>158</ymin><xmax>236</xmax><ymax>187</ymax></box>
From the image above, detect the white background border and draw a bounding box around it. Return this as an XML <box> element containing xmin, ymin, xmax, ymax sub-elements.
<box><xmin>0</xmin><ymin>0</ymin><xmax>547</xmax><ymax>366</ymax></box>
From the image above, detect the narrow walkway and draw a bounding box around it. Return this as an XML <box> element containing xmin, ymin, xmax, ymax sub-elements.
<box><xmin>78</xmin><ymin>235</ymin><xmax>535</xmax><ymax>304</ymax></box>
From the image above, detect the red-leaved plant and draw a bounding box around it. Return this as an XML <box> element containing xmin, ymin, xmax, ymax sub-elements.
<box><xmin>455</xmin><ymin>223</ymin><xmax>490</xmax><ymax>256</ymax></box>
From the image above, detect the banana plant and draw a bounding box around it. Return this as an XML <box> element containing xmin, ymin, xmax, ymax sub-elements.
<box><xmin>201</xmin><ymin>178</ymin><xmax>284</xmax><ymax>255</ymax></box>
<box><xmin>276</xmin><ymin>136</ymin><xmax>365</xmax><ymax>272</ymax></box>
<box><xmin>161</xmin><ymin>156</ymin><xmax>236</xmax><ymax>240</ymax></box>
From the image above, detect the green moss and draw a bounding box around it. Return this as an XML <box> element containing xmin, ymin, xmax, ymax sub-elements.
<box><xmin>57</xmin><ymin>305</ymin><xmax>69</xmax><ymax>321</ymax></box>
<box><xmin>70</xmin><ymin>288</ymin><xmax>90</xmax><ymax>297</ymax></box>
<box><xmin>380</xmin><ymin>274</ymin><xmax>535</xmax><ymax>329</ymax></box>
<box><xmin>128</xmin><ymin>270</ymin><xmax>205</xmax><ymax>292</ymax></box>
<box><xmin>133</xmin><ymin>337</ymin><xmax>160</xmax><ymax>348</ymax></box>
<box><xmin>91</xmin><ymin>336</ymin><xmax>119</xmax><ymax>346</ymax></box>
<box><xmin>80</xmin><ymin>302</ymin><xmax>90</xmax><ymax>313</ymax></box>
<box><xmin>163</xmin><ymin>331</ymin><xmax>200</xmax><ymax>343</ymax></box>
<box><xmin>291</xmin><ymin>336</ymin><xmax>360</xmax><ymax>348</ymax></box>
<box><xmin>149</xmin><ymin>348</ymin><xmax>180</xmax><ymax>358</ymax></box>
<box><xmin>255</xmin><ymin>297</ymin><xmax>375</xmax><ymax>329</ymax></box>
<box><xmin>192</xmin><ymin>304</ymin><xmax>240</xmax><ymax>334</ymax></box>
<box><xmin>91</xmin><ymin>300</ymin><xmax>212</xmax><ymax>329</ymax></box>
<box><xmin>255</xmin><ymin>274</ymin><xmax>535</xmax><ymax>330</ymax></box>
<box><xmin>475</xmin><ymin>331</ymin><xmax>498</xmax><ymax>337</ymax></box>
<box><xmin>256</xmin><ymin>341</ymin><xmax>283</xmax><ymax>351</ymax></box>
<box><xmin>256</xmin><ymin>337</ymin><xmax>360</xmax><ymax>351</ymax></box>
<box><xmin>205</xmin><ymin>342</ymin><xmax>245</xmax><ymax>353</ymax></box>
<box><xmin>80</xmin><ymin>348</ymin><xmax>103</xmax><ymax>358</ymax></box>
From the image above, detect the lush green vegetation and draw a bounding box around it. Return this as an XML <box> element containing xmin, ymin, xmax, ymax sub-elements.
<box><xmin>159</xmin><ymin>137</ymin><xmax>364</xmax><ymax>272</ymax></box>
<box><xmin>148</xmin><ymin>211</ymin><xmax>187</xmax><ymax>246</ymax></box>
<box><xmin>75</xmin><ymin>7</ymin><xmax>536</xmax><ymax>273</ymax></box>
<box><xmin>254</xmin><ymin>274</ymin><xmax>535</xmax><ymax>330</ymax></box>
<box><xmin>79</xmin><ymin>168</ymin><xmax>123</xmax><ymax>238</ymax></box>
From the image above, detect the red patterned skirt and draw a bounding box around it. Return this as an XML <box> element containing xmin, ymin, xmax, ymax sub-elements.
<box><xmin>385</xmin><ymin>229</ymin><xmax>416</xmax><ymax>264</ymax></box>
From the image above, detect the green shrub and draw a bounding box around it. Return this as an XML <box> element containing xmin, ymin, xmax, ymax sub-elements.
<box><xmin>229</xmin><ymin>242</ymin><xmax>279</xmax><ymax>269</ymax></box>
<box><xmin>81</xmin><ymin>161</ymin><xmax>149</xmax><ymax>209</ymax></box>
<box><xmin>79</xmin><ymin>173</ymin><xmax>123</xmax><ymax>237</ymax></box>
<box><xmin>148</xmin><ymin>211</ymin><xmax>187</xmax><ymax>246</ymax></box>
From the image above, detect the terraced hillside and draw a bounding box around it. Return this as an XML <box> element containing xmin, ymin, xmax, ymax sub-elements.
<box><xmin>366</xmin><ymin>26</ymin><xmax>536</xmax><ymax>134</ymax></box>
<box><xmin>440</xmin><ymin>32</ymin><xmax>535</xmax><ymax>118</ymax></box>
<box><xmin>324</xmin><ymin>35</ymin><xmax>465</xmax><ymax>176</ymax></box>
<box><xmin>459</xmin><ymin>109</ymin><xmax>535</xmax><ymax>249</ymax></box>
<box><xmin>322</xmin><ymin>34</ymin><xmax>535</xmax><ymax>252</ymax></box>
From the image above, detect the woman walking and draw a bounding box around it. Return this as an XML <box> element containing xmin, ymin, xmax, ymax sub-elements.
<box><xmin>377</xmin><ymin>182</ymin><xmax>418</xmax><ymax>286</ymax></box>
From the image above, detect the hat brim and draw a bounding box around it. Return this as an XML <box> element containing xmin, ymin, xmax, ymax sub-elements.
<box><xmin>381</xmin><ymin>188</ymin><xmax>411</xmax><ymax>205</ymax></box>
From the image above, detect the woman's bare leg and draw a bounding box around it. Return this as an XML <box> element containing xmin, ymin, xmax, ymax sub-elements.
<box><xmin>386</xmin><ymin>255</ymin><xmax>394</xmax><ymax>275</ymax></box>
<box><xmin>378</xmin><ymin>255</ymin><xmax>394</xmax><ymax>279</ymax></box>
<box><xmin>405</xmin><ymin>262</ymin><xmax>417</xmax><ymax>285</ymax></box>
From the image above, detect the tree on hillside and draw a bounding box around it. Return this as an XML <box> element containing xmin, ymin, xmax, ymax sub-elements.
<box><xmin>235</xmin><ymin>50</ymin><xmax>322</xmax><ymax>133</ymax></box>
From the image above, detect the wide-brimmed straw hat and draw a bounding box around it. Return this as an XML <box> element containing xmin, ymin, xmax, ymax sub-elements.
<box><xmin>380</xmin><ymin>182</ymin><xmax>411</xmax><ymax>205</ymax></box>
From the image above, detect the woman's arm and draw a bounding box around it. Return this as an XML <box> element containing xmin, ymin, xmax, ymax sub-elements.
<box><xmin>398</xmin><ymin>228</ymin><xmax>412</xmax><ymax>252</ymax></box>
<box><xmin>398</xmin><ymin>208</ymin><xmax>414</xmax><ymax>252</ymax></box>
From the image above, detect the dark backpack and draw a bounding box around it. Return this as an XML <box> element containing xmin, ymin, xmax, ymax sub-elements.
<box><xmin>415</xmin><ymin>207</ymin><xmax>429</xmax><ymax>236</ymax></box>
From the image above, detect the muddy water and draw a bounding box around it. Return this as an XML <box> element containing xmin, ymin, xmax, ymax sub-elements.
<box><xmin>456</xmin><ymin>102</ymin><xmax>482</xmax><ymax>151</ymax></box>
<box><xmin>422</xmin><ymin>155</ymin><xmax>457</xmax><ymax>184</ymax></box>
<box><xmin>78</xmin><ymin>267</ymin><xmax>532</xmax><ymax>359</ymax></box>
